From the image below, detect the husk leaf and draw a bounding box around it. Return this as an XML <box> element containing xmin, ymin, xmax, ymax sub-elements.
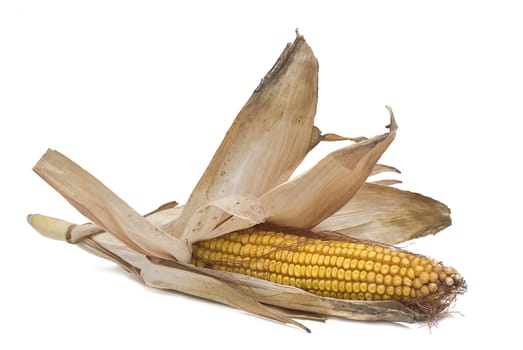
<box><xmin>314</xmin><ymin>183</ymin><xmax>451</xmax><ymax>244</ymax></box>
<box><xmin>33</xmin><ymin>149</ymin><xmax>190</xmax><ymax>261</ymax></box>
<box><xmin>168</xmin><ymin>34</ymin><xmax>319</xmax><ymax>240</ymax></box>
<box><xmin>260</xmin><ymin>111</ymin><xmax>396</xmax><ymax>229</ymax></box>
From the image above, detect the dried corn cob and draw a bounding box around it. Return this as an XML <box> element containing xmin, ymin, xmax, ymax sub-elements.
<box><xmin>192</xmin><ymin>226</ymin><xmax>466</xmax><ymax>319</ymax></box>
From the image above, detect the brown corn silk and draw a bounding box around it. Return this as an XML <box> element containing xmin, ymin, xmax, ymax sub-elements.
<box><xmin>28</xmin><ymin>33</ymin><xmax>464</xmax><ymax>331</ymax></box>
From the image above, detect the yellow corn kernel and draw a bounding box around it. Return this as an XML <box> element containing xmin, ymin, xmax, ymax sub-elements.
<box><xmin>376</xmin><ymin>284</ymin><xmax>386</xmax><ymax>295</ymax></box>
<box><xmin>311</xmin><ymin>265</ymin><xmax>319</xmax><ymax>278</ymax></box>
<box><xmin>366</xmin><ymin>271</ymin><xmax>376</xmax><ymax>283</ymax></box>
<box><xmin>318</xmin><ymin>265</ymin><xmax>326</xmax><ymax>278</ymax></box>
<box><xmin>335</xmin><ymin>256</ymin><xmax>345</xmax><ymax>268</ymax></box>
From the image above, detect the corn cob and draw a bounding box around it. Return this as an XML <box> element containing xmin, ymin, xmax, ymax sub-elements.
<box><xmin>192</xmin><ymin>226</ymin><xmax>466</xmax><ymax>318</ymax></box>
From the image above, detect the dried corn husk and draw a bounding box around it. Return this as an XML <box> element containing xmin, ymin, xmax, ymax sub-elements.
<box><xmin>314</xmin><ymin>183</ymin><xmax>451</xmax><ymax>244</ymax></box>
<box><xmin>33</xmin><ymin>149</ymin><xmax>191</xmax><ymax>261</ymax></box>
<box><xmin>261</xmin><ymin>111</ymin><xmax>396</xmax><ymax>229</ymax></box>
<box><xmin>168</xmin><ymin>35</ymin><xmax>320</xmax><ymax>241</ymax></box>
<box><xmin>28</xmin><ymin>33</ymin><xmax>461</xmax><ymax>330</ymax></box>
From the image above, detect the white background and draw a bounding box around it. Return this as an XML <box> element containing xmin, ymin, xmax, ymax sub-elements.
<box><xmin>1</xmin><ymin>1</ymin><xmax>520</xmax><ymax>348</ymax></box>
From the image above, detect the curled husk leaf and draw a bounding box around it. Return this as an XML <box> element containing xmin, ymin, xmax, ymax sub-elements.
<box><xmin>28</xmin><ymin>33</ymin><xmax>463</xmax><ymax>331</ymax></box>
